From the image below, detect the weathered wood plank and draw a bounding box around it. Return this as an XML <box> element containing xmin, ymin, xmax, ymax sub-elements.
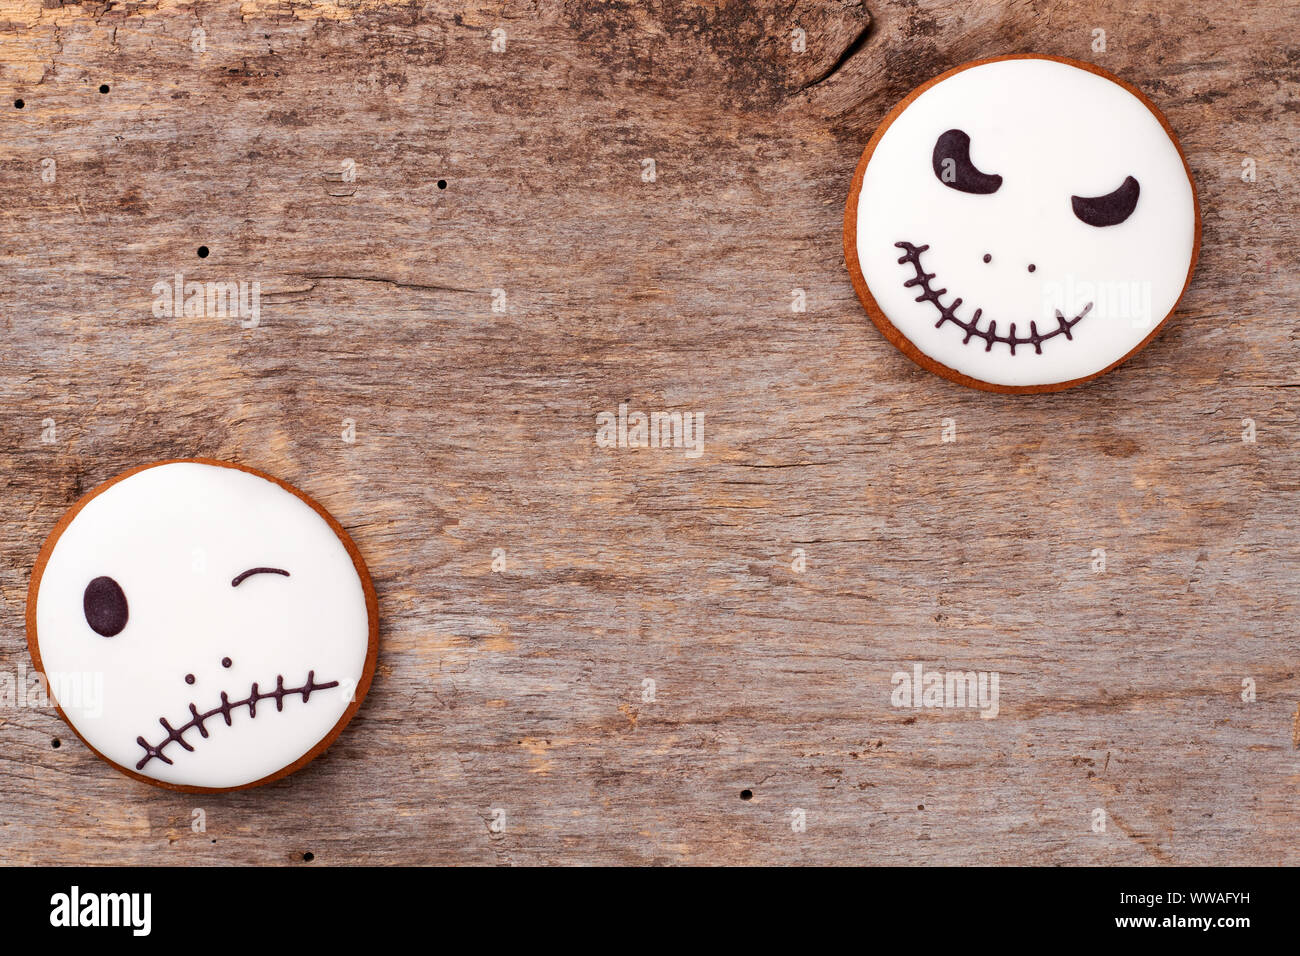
<box><xmin>0</xmin><ymin>0</ymin><xmax>1296</xmax><ymax>864</ymax></box>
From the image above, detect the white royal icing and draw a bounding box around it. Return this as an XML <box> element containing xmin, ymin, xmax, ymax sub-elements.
<box><xmin>852</xmin><ymin>57</ymin><xmax>1196</xmax><ymax>388</ymax></box>
<box><xmin>32</xmin><ymin>462</ymin><xmax>372</xmax><ymax>789</ymax></box>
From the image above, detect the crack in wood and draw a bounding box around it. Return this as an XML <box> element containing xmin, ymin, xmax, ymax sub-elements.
<box><xmin>798</xmin><ymin>11</ymin><xmax>875</xmax><ymax>92</ymax></box>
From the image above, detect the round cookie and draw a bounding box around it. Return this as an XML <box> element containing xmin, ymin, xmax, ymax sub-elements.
<box><xmin>26</xmin><ymin>459</ymin><xmax>378</xmax><ymax>793</ymax></box>
<box><xmin>844</xmin><ymin>55</ymin><xmax>1200</xmax><ymax>393</ymax></box>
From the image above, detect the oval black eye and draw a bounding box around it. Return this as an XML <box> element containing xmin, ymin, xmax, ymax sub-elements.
<box><xmin>932</xmin><ymin>129</ymin><xmax>1002</xmax><ymax>195</ymax></box>
<box><xmin>1072</xmin><ymin>175</ymin><xmax>1140</xmax><ymax>227</ymax></box>
<box><xmin>84</xmin><ymin>576</ymin><xmax>128</xmax><ymax>637</ymax></box>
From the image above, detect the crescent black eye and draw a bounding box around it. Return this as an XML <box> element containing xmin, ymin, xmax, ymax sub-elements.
<box><xmin>932</xmin><ymin>129</ymin><xmax>1002</xmax><ymax>195</ymax></box>
<box><xmin>1072</xmin><ymin>175</ymin><xmax>1140</xmax><ymax>227</ymax></box>
<box><xmin>84</xmin><ymin>576</ymin><xmax>129</xmax><ymax>637</ymax></box>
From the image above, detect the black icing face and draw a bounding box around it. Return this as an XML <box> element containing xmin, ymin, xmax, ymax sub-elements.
<box><xmin>32</xmin><ymin>460</ymin><xmax>380</xmax><ymax>792</ymax></box>
<box><xmin>77</xmin><ymin>563</ymin><xmax>329</xmax><ymax>776</ymax></box>
<box><xmin>83</xmin><ymin>576</ymin><xmax>129</xmax><ymax>637</ymax></box>
<box><xmin>932</xmin><ymin>128</ymin><xmax>1139</xmax><ymax>226</ymax></box>
<box><xmin>849</xmin><ymin>56</ymin><xmax>1201</xmax><ymax>394</ymax></box>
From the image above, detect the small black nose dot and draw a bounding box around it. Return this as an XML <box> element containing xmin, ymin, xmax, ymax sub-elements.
<box><xmin>1027</xmin><ymin>263</ymin><xmax>1036</xmax><ymax>273</ymax></box>
<box><xmin>437</xmin><ymin>179</ymin><xmax>447</xmax><ymax>190</ymax></box>
<box><xmin>98</xmin><ymin>84</ymin><xmax>110</xmax><ymax>94</ymax></box>
<box><xmin>302</xmin><ymin>851</ymin><xmax>315</xmax><ymax>862</ymax></box>
<box><xmin>196</xmin><ymin>245</ymin><xmax>210</xmax><ymax>258</ymax></box>
<box><xmin>185</xmin><ymin>674</ymin><xmax>196</xmax><ymax>685</ymax></box>
<box><xmin>221</xmin><ymin>657</ymin><xmax>232</xmax><ymax>668</ymax></box>
<box><xmin>13</xmin><ymin>99</ymin><xmax>24</xmax><ymax>109</ymax></box>
<box><xmin>740</xmin><ymin>789</ymin><xmax>753</xmax><ymax>801</ymax></box>
<box><xmin>982</xmin><ymin>253</ymin><xmax>992</xmax><ymax>264</ymax></box>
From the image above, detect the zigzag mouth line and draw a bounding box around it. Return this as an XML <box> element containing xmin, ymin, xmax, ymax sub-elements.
<box><xmin>895</xmin><ymin>241</ymin><xmax>1092</xmax><ymax>355</ymax></box>
<box><xmin>135</xmin><ymin>671</ymin><xmax>340</xmax><ymax>771</ymax></box>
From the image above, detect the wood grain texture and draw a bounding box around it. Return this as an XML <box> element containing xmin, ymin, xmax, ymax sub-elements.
<box><xmin>0</xmin><ymin>0</ymin><xmax>1296</xmax><ymax>865</ymax></box>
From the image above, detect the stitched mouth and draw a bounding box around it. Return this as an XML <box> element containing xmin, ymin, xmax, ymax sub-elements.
<box><xmin>135</xmin><ymin>671</ymin><xmax>340</xmax><ymax>771</ymax></box>
<box><xmin>895</xmin><ymin>241</ymin><xmax>1093</xmax><ymax>355</ymax></box>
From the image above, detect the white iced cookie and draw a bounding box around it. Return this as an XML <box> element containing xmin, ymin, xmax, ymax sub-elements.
<box><xmin>27</xmin><ymin>460</ymin><xmax>378</xmax><ymax>792</ymax></box>
<box><xmin>845</xmin><ymin>55</ymin><xmax>1199</xmax><ymax>392</ymax></box>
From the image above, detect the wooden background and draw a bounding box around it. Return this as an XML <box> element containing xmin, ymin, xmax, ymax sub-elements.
<box><xmin>1</xmin><ymin>0</ymin><xmax>1296</xmax><ymax>866</ymax></box>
